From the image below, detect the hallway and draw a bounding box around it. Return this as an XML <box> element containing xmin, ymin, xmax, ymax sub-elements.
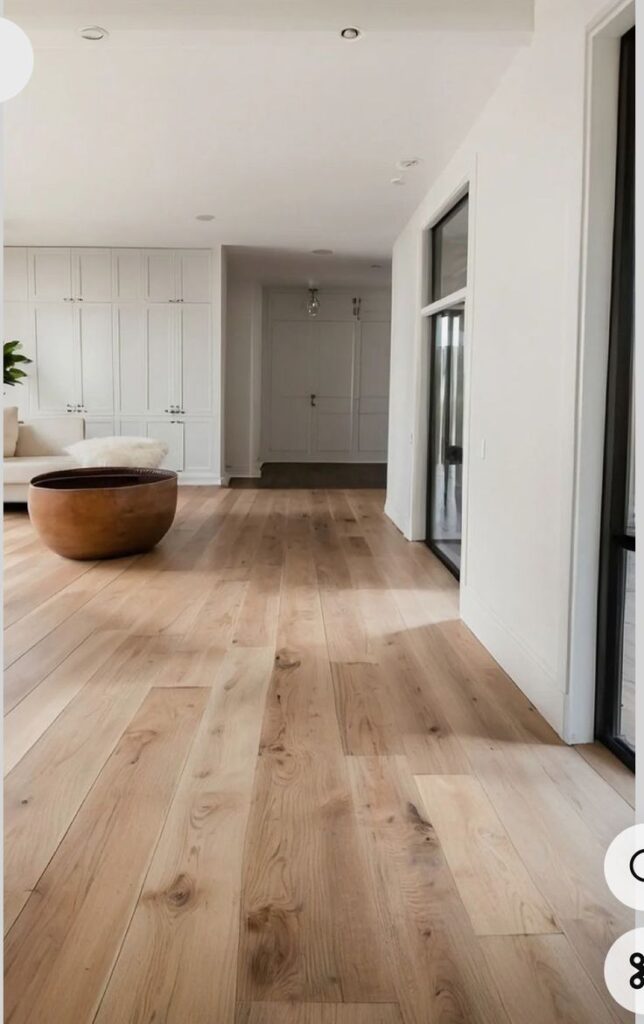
<box><xmin>3</xmin><ymin>487</ymin><xmax>633</xmax><ymax>1023</ymax></box>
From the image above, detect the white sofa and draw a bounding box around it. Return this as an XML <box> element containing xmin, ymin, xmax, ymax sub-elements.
<box><xmin>4</xmin><ymin>416</ymin><xmax>84</xmax><ymax>502</ymax></box>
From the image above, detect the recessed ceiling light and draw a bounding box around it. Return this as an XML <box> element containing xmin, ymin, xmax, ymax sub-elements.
<box><xmin>196</xmin><ymin>214</ymin><xmax>215</xmax><ymax>221</ymax></box>
<box><xmin>396</xmin><ymin>157</ymin><xmax>421</xmax><ymax>170</ymax></box>
<box><xmin>390</xmin><ymin>177</ymin><xmax>405</xmax><ymax>186</ymax></box>
<box><xmin>311</xmin><ymin>248</ymin><xmax>334</xmax><ymax>255</ymax></box>
<box><xmin>340</xmin><ymin>27</ymin><xmax>361</xmax><ymax>40</ymax></box>
<box><xmin>79</xmin><ymin>25</ymin><xmax>108</xmax><ymax>41</ymax></box>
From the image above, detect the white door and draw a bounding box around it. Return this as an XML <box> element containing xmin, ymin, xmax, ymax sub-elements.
<box><xmin>115</xmin><ymin>305</ymin><xmax>147</xmax><ymax>415</ymax></box>
<box><xmin>4</xmin><ymin>302</ymin><xmax>34</xmax><ymax>418</ymax></box>
<box><xmin>178</xmin><ymin>304</ymin><xmax>212</xmax><ymax>414</ymax></box>
<box><xmin>4</xmin><ymin>248</ymin><xmax>29</xmax><ymax>301</ymax></box>
<box><xmin>77</xmin><ymin>304</ymin><xmax>114</xmax><ymax>414</ymax></box>
<box><xmin>178</xmin><ymin>251</ymin><xmax>211</xmax><ymax>302</ymax></box>
<box><xmin>73</xmin><ymin>249</ymin><xmax>113</xmax><ymax>302</ymax></box>
<box><xmin>357</xmin><ymin>321</ymin><xmax>390</xmax><ymax>457</ymax></box>
<box><xmin>268</xmin><ymin>321</ymin><xmax>313</xmax><ymax>455</ymax></box>
<box><xmin>183</xmin><ymin>419</ymin><xmax>214</xmax><ymax>476</ymax></box>
<box><xmin>146</xmin><ymin>305</ymin><xmax>176</xmax><ymax>414</ymax></box>
<box><xmin>33</xmin><ymin>303</ymin><xmax>77</xmax><ymax>413</ymax></box>
<box><xmin>311</xmin><ymin>321</ymin><xmax>355</xmax><ymax>457</ymax></box>
<box><xmin>30</xmin><ymin>248</ymin><xmax>72</xmax><ymax>302</ymax></box>
<box><xmin>148</xmin><ymin>419</ymin><xmax>184</xmax><ymax>471</ymax></box>
<box><xmin>144</xmin><ymin>251</ymin><xmax>177</xmax><ymax>302</ymax></box>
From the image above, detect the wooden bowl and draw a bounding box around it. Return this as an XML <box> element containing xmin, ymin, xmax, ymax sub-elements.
<box><xmin>28</xmin><ymin>467</ymin><xmax>178</xmax><ymax>560</ymax></box>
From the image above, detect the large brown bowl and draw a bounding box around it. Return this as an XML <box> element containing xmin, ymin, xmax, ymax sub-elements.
<box><xmin>28</xmin><ymin>467</ymin><xmax>178</xmax><ymax>560</ymax></box>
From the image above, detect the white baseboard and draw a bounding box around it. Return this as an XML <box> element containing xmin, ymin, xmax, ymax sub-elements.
<box><xmin>460</xmin><ymin>584</ymin><xmax>566</xmax><ymax>739</ymax></box>
<box><xmin>178</xmin><ymin>475</ymin><xmax>225</xmax><ymax>486</ymax></box>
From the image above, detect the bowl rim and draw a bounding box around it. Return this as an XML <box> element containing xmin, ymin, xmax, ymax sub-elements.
<box><xmin>29</xmin><ymin>466</ymin><xmax>178</xmax><ymax>493</ymax></box>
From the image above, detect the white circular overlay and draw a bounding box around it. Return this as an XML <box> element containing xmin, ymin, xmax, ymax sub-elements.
<box><xmin>605</xmin><ymin>929</ymin><xmax>644</xmax><ymax>1013</ymax></box>
<box><xmin>604</xmin><ymin>825</ymin><xmax>644</xmax><ymax>911</ymax></box>
<box><xmin>0</xmin><ymin>18</ymin><xmax>34</xmax><ymax>102</ymax></box>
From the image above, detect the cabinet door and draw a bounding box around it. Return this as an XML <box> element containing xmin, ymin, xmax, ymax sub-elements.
<box><xmin>30</xmin><ymin>248</ymin><xmax>72</xmax><ymax>301</ymax></box>
<box><xmin>77</xmin><ymin>304</ymin><xmax>114</xmax><ymax>414</ymax></box>
<box><xmin>84</xmin><ymin>417</ymin><xmax>114</xmax><ymax>440</ymax></box>
<box><xmin>144</xmin><ymin>251</ymin><xmax>177</xmax><ymax>302</ymax></box>
<box><xmin>4</xmin><ymin>248</ymin><xmax>29</xmax><ymax>301</ymax></box>
<box><xmin>357</xmin><ymin>321</ymin><xmax>390</xmax><ymax>456</ymax></box>
<box><xmin>33</xmin><ymin>303</ymin><xmax>77</xmax><ymax>412</ymax></box>
<box><xmin>113</xmin><ymin>250</ymin><xmax>143</xmax><ymax>301</ymax></box>
<box><xmin>147</xmin><ymin>420</ymin><xmax>184</xmax><ymax>472</ymax></box>
<box><xmin>73</xmin><ymin>249</ymin><xmax>113</xmax><ymax>302</ymax></box>
<box><xmin>183</xmin><ymin>419</ymin><xmax>214</xmax><ymax>475</ymax></box>
<box><xmin>178</xmin><ymin>304</ymin><xmax>212</xmax><ymax>414</ymax></box>
<box><xmin>311</xmin><ymin>321</ymin><xmax>355</xmax><ymax>456</ymax></box>
<box><xmin>267</xmin><ymin>321</ymin><xmax>313</xmax><ymax>455</ymax></box>
<box><xmin>178</xmin><ymin>250</ymin><xmax>211</xmax><ymax>302</ymax></box>
<box><xmin>4</xmin><ymin>303</ymin><xmax>34</xmax><ymax>418</ymax></box>
<box><xmin>146</xmin><ymin>305</ymin><xmax>176</xmax><ymax>413</ymax></box>
<box><xmin>115</xmin><ymin>305</ymin><xmax>146</xmax><ymax>415</ymax></box>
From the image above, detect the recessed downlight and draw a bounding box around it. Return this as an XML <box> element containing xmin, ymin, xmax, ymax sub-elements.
<box><xmin>340</xmin><ymin>27</ymin><xmax>361</xmax><ymax>40</ymax></box>
<box><xmin>390</xmin><ymin>176</ymin><xmax>405</xmax><ymax>186</ymax></box>
<box><xmin>196</xmin><ymin>214</ymin><xmax>215</xmax><ymax>222</ymax></box>
<box><xmin>396</xmin><ymin>157</ymin><xmax>421</xmax><ymax>170</ymax></box>
<box><xmin>79</xmin><ymin>25</ymin><xmax>108</xmax><ymax>41</ymax></box>
<box><xmin>311</xmin><ymin>248</ymin><xmax>334</xmax><ymax>256</ymax></box>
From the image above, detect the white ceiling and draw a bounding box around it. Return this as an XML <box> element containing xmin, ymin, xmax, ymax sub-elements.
<box><xmin>227</xmin><ymin>246</ymin><xmax>392</xmax><ymax>289</ymax></box>
<box><xmin>4</xmin><ymin>2</ymin><xmax>531</xmax><ymax>256</ymax></box>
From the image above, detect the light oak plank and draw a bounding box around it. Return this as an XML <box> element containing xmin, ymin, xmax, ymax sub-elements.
<box><xmin>4</xmin><ymin>635</ymin><xmax>155</xmax><ymax>930</ymax></box>
<box><xmin>4</xmin><ymin>687</ymin><xmax>208</xmax><ymax>1024</ymax></box>
<box><xmin>414</xmin><ymin>774</ymin><xmax>558</xmax><ymax>936</ymax></box>
<box><xmin>4</xmin><ymin>629</ymin><xmax>127</xmax><ymax>774</ymax></box>
<box><xmin>95</xmin><ymin>648</ymin><xmax>274</xmax><ymax>1024</ymax></box>
<box><xmin>237</xmin><ymin>1003</ymin><xmax>403</xmax><ymax>1023</ymax></box>
<box><xmin>348</xmin><ymin>755</ymin><xmax>512</xmax><ymax>1024</ymax></box>
<box><xmin>480</xmin><ymin>934</ymin><xmax>621</xmax><ymax>1024</ymax></box>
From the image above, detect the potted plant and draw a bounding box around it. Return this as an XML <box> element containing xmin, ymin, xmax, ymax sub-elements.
<box><xmin>4</xmin><ymin>340</ymin><xmax>31</xmax><ymax>388</ymax></box>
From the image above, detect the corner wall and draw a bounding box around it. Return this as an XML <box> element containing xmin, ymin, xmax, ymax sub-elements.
<box><xmin>386</xmin><ymin>0</ymin><xmax>629</xmax><ymax>739</ymax></box>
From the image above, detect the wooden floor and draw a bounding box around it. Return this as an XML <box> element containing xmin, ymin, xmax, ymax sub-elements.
<box><xmin>3</xmin><ymin>487</ymin><xmax>634</xmax><ymax>1024</ymax></box>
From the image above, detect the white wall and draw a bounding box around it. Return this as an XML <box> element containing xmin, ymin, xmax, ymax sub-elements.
<box><xmin>386</xmin><ymin>0</ymin><xmax>632</xmax><ymax>739</ymax></box>
<box><xmin>224</xmin><ymin>278</ymin><xmax>264</xmax><ymax>478</ymax></box>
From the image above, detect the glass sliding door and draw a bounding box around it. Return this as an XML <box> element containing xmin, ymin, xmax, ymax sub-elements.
<box><xmin>426</xmin><ymin>305</ymin><xmax>464</xmax><ymax>575</ymax></box>
<box><xmin>424</xmin><ymin>193</ymin><xmax>468</xmax><ymax>578</ymax></box>
<box><xmin>595</xmin><ymin>26</ymin><xmax>635</xmax><ymax>769</ymax></box>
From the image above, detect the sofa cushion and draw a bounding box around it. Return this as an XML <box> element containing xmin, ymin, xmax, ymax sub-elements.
<box><xmin>66</xmin><ymin>436</ymin><xmax>169</xmax><ymax>469</ymax></box>
<box><xmin>3</xmin><ymin>454</ymin><xmax>77</xmax><ymax>485</ymax></box>
<box><xmin>4</xmin><ymin>407</ymin><xmax>19</xmax><ymax>458</ymax></box>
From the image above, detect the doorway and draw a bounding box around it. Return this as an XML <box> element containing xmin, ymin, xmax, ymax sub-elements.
<box><xmin>595</xmin><ymin>26</ymin><xmax>635</xmax><ymax>768</ymax></box>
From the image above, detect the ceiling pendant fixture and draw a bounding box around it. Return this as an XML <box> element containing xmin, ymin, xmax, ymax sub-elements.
<box><xmin>307</xmin><ymin>288</ymin><xmax>320</xmax><ymax>318</ymax></box>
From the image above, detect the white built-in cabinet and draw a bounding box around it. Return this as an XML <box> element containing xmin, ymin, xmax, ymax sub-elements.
<box><xmin>4</xmin><ymin>247</ymin><xmax>218</xmax><ymax>482</ymax></box>
<box><xmin>264</xmin><ymin>289</ymin><xmax>391</xmax><ymax>463</ymax></box>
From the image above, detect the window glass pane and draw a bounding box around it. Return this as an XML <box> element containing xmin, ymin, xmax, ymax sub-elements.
<box><xmin>432</xmin><ymin>197</ymin><xmax>468</xmax><ymax>301</ymax></box>
<box><xmin>426</xmin><ymin>304</ymin><xmax>464</xmax><ymax>574</ymax></box>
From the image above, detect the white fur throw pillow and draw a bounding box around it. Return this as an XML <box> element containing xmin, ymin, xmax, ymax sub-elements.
<box><xmin>3</xmin><ymin>406</ymin><xmax>19</xmax><ymax>457</ymax></box>
<box><xmin>66</xmin><ymin>436</ymin><xmax>169</xmax><ymax>469</ymax></box>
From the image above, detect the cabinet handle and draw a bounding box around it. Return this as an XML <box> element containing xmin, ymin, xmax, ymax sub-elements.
<box><xmin>310</xmin><ymin>394</ymin><xmax>317</xmax><ymax>407</ymax></box>
<box><xmin>76</xmin><ymin>297</ymin><xmax>84</xmax><ymax>302</ymax></box>
<box><xmin>64</xmin><ymin>297</ymin><xmax>73</xmax><ymax>302</ymax></box>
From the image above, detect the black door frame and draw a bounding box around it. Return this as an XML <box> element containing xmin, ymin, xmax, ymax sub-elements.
<box><xmin>595</xmin><ymin>26</ymin><xmax>635</xmax><ymax>770</ymax></box>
